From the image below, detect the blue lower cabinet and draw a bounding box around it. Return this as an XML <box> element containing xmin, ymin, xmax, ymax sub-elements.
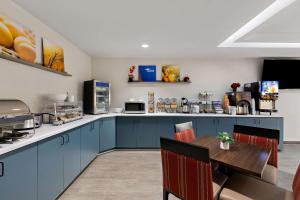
<box><xmin>38</xmin><ymin>129</ymin><xmax>82</xmax><ymax>200</ymax></box>
<box><xmin>217</xmin><ymin>117</ymin><xmax>236</xmax><ymax>134</ymax></box>
<box><xmin>136</xmin><ymin>118</ymin><xmax>157</xmax><ymax>148</ymax></box>
<box><xmin>38</xmin><ymin>136</ymin><xmax>64</xmax><ymax>200</ymax></box>
<box><xmin>100</xmin><ymin>118</ymin><xmax>116</xmax><ymax>152</ymax></box>
<box><xmin>63</xmin><ymin>129</ymin><xmax>81</xmax><ymax>188</ymax></box>
<box><xmin>236</xmin><ymin>117</ymin><xmax>257</xmax><ymax>127</ymax></box>
<box><xmin>156</xmin><ymin>117</ymin><xmax>176</xmax><ymax>146</ymax></box>
<box><xmin>81</xmin><ymin>121</ymin><xmax>100</xmax><ymax>170</ymax></box>
<box><xmin>0</xmin><ymin>144</ymin><xmax>38</xmax><ymax>200</ymax></box>
<box><xmin>196</xmin><ymin>118</ymin><xmax>217</xmax><ymax>136</ymax></box>
<box><xmin>235</xmin><ymin>117</ymin><xmax>280</xmax><ymax>129</ymax></box>
<box><xmin>116</xmin><ymin>117</ymin><xmax>137</xmax><ymax>148</ymax></box>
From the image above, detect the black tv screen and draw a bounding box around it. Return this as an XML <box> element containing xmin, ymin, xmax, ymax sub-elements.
<box><xmin>262</xmin><ymin>59</ymin><xmax>300</xmax><ymax>89</ymax></box>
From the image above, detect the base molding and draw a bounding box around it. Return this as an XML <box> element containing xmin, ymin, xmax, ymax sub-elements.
<box><xmin>284</xmin><ymin>141</ymin><xmax>300</xmax><ymax>144</ymax></box>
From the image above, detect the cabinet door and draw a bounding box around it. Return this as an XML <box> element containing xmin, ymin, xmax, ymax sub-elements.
<box><xmin>81</xmin><ymin>121</ymin><xmax>99</xmax><ymax>170</ymax></box>
<box><xmin>136</xmin><ymin>118</ymin><xmax>157</xmax><ymax>148</ymax></box>
<box><xmin>156</xmin><ymin>117</ymin><xmax>176</xmax><ymax>147</ymax></box>
<box><xmin>236</xmin><ymin>117</ymin><xmax>279</xmax><ymax>129</ymax></box>
<box><xmin>80</xmin><ymin>123</ymin><xmax>90</xmax><ymax>170</ymax></box>
<box><xmin>100</xmin><ymin>118</ymin><xmax>116</xmax><ymax>152</ymax></box>
<box><xmin>116</xmin><ymin>117</ymin><xmax>137</xmax><ymax>148</ymax></box>
<box><xmin>196</xmin><ymin>118</ymin><xmax>217</xmax><ymax>136</ymax></box>
<box><xmin>0</xmin><ymin>144</ymin><xmax>37</xmax><ymax>200</ymax></box>
<box><xmin>90</xmin><ymin>120</ymin><xmax>100</xmax><ymax>158</ymax></box>
<box><xmin>38</xmin><ymin>136</ymin><xmax>64</xmax><ymax>200</ymax></box>
<box><xmin>256</xmin><ymin>118</ymin><xmax>279</xmax><ymax>129</ymax></box>
<box><xmin>63</xmin><ymin>129</ymin><xmax>81</xmax><ymax>188</ymax></box>
<box><xmin>236</xmin><ymin>117</ymin><xmax>256</xmax><ymax>127</ymax></box>
<box><xmin>217</xmin><ymin>117</ymin><xmax>236</xmax><ymax>134</ymax></box>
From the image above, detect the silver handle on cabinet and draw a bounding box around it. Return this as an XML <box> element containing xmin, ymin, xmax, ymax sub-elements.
<box><xmin>61</xmin><ymin>136</ymin><xmax>65</xmax><ymax>146</ymax></box>
<box><xmin>0</xmin><ymin>162</ymin><xmax>4</xmax><ymax>177</ymax></box>
<box><xmin>66</xmin><ymin>134</ymin><xmax>70</xmax><ymax>144</ymax></box>
<box><xmin>90</xmin><ymin>123</ymin><xmax>94</xmax><ymax>131</ymax></box>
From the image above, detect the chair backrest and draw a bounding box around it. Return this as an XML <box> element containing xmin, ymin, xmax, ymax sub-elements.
<box><xmin>233</xmin><ymin>125</ymin><xmax>279</xmax><ymax>167</ymax></box>
<box><xmin>175</xmin><ymin>121</ymin><xmax>193</xmax><ymax>132</ymax></box>
<box><xmin>174</xmin><ymin>121</ymin><xmax>196</xmax><ymax>142</ymax></box>
<box><xmin>293</xmin><ymin>165</ymin><xmax>300</xmax><ymax>200</ymax></box>
<box><xmin>160</xmin><ymin>137</ymin><xmax>213</xmax><ymax>200</ymax></box>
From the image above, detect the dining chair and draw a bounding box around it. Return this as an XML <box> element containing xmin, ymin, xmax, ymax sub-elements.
<box><xmin>160</xmin><ymin>137</ymin><xmax>228</xmax><ymax>200</ymax></box>
<box><xmin>174</xmin><ymin>121</ymin><xmax>196</xmax><ymax>142</ymax></box>
<box><xmin>219</xmin><ymin>164</ymin><xmax>300</xmax><ymax>200</ymax></box>
<box><xmin>233</xmin><ymin>125</ymin><xmax>279</xmax><ymax>184</ymax></box>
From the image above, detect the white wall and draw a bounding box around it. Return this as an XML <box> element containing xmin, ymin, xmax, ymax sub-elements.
<box><xmin>92</xmin><ymin>57</ymin><xmax>262</xmax><ymax>107</ymax></box>
<box><xmin>0</xmin><ymin>0</ymin><xmax>92</xmax><ymax>112</ymax></box>
<box><xmin>277</xmin><ymin>90</ymin><xmax>300</xmax><ymax>141</ymax></box>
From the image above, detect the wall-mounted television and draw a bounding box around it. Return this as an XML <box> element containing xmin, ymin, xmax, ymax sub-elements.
<box><xmin>262</xmin><ymin>59</ymin><xmax>300</xmax><ymax>89</ymax></box>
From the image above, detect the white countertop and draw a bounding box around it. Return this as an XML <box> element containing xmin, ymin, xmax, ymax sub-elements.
<box><xmin>0</xmin><ymin>112</ymin><xmax>282</xmax><ymax>156</ymax></box>
<box><xmin>0</xmin><ymin>114</ymin><xmax>116</xmax><ymax>156</ymax></box>
<box><xmin>117</xmin><ymin>113</ymin><xmax>282</xmax><ymax>117</ymax></box>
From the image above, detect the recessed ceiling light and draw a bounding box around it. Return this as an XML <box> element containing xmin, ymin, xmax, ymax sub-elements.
<box><xmin>218</xmin><ymin>0</ymin><xmax>297</xmax><ymax>48</ymax></box>
<box><xmin>141</xmin><ymin>44</ymin><xmax>150</xmax><ymax>48</ymax></box>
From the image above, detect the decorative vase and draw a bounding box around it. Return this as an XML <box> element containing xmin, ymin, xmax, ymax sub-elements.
<box><xmin>232</xmin><ymin>88</ymin><xmax>237</xmax><ymax>92</ymax></box>
<box><xmin>128</xmin><ymin>76</ymin><xmax>134</xmax><ymax>82</ymax></box>
<box><xmin>220</xmin><ymin>141</ymin><xmax>230</xmax><ymax>150</ymax></box>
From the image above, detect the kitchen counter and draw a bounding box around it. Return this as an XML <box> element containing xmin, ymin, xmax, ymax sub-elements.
<box><xmin>117</xmin><ymin>113</ymin><xmax>282</xmax><ymax>117</ymax></box>
<box><xmin>0</xmin><ymin>112</ymin><xmax>283</xmax><ymax>156</ymax></box>
<box><xmin>0</xmin><ymin>114</ymin><xmax>116</xmax><ymax>156</ymax></box>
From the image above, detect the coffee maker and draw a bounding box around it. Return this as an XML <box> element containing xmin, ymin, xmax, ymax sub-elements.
<box><xmin>180</xmin><ymin>98</ymin><xmax>189</xmax><ymax>113</ymax></box>
<box><xmin>244</xmin><ymin>81</ymin><xmax>278</xmax><ymax>115</ymax></box>
<box><xmin>227</xmin><ymin>92</ymin><xmax>252</xmax><ymax>115</ymax></box>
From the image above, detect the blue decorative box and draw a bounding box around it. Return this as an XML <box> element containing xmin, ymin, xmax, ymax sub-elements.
<box><xmin>138</xmin><ymin>65</ymin><xmax>156</xmax><ymax>82</ymax></box>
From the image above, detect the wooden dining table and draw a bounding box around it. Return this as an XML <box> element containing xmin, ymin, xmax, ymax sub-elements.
<box><xmin>191</xmin><ymin>135</ymin><xmax>272</xmax><ymax>177</ymax></box>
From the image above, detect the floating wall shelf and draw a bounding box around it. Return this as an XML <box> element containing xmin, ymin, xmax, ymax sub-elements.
<box><xmin>128</xmin><ymin>80</ymin><xmax>191</xmax><ymax>84</ymax></box>
<box><xmin>0</xmin><ymin>54</ymin><xmax>72</xmax><ymax>77</ymax></box>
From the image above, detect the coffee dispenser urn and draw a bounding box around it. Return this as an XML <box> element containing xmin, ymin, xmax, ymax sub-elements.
<box><xmin>181</xmin><ymin>98</ymin><xmax>189</xmax><ymax>113</ymax></box>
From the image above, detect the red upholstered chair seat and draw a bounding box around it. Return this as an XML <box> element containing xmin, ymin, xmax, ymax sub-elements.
<box><xmin>175</xmin><ymin>129</ymin><xmax>196</xmax><ymax>143</ymax></box>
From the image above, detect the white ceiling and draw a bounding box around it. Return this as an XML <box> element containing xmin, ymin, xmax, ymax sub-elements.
<box><xmin>12</xmin><ymin>0</ymin><xmax>300</xmax><ymax>58</ymax></box>
<box><xmin>239</xmin><ymin>0</ymin><xmax>300</xmax><ymax>43</ymax></box>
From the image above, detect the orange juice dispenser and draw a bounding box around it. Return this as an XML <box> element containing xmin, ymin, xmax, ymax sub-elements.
<box><xmin>259</xmin><ymin>81</ymin><xmax>279</xmax><ymax>115</ymax></box>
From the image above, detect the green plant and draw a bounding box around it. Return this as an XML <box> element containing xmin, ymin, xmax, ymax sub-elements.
<box><xmin>217</xmin><ymin>132</ymin><xmax>234</xmax><ymax>144</ymax></box>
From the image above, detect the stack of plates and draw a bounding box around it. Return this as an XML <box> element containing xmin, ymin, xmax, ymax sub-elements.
<box><xmin>212</xmin><ymin>101</ymin><xmax>224</xmax><ymax>114</ymax></box>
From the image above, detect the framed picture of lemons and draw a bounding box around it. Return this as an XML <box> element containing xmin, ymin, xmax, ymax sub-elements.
<box><xmin>0</xmin><ymin>14</ymin><xmax>36</xmax><ymax>63</ymax></box>
<box><xmin>162</xmin><ymin>65</ymin><xmax>180</xmax><ymax>82</ymax></box>
<box><xmin>42</xmin><ymin>38</ymin><xmax>65</xmax><ymax>72</ymax></box>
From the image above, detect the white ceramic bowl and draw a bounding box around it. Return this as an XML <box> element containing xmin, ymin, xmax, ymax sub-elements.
<box><xmin>48</xmin><ymin>94</ymin><xmax>67</xmax><ymax>102</ymax></box>
<box><xmin>112</xmin><ymin>108</ymin><xmax>123</xmax><ymax>113</ymax></box>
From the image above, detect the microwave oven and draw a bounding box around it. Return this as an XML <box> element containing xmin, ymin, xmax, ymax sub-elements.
<box><xmin>124</xmin><ymin>102</ymin><xmax>145</xmax><ymax>114</ymax></box>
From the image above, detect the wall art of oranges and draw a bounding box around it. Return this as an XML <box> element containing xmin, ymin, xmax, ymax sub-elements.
<box><xmin>42</xmin><ymin>38</ymin><xmax>65</xmax><ymax>72</ymax></box>
<box><xmin>162</xmin><ymin>65</ymin><xmax>180</xmax><ymax>82</ymax></box>
<box><xmin>0</xmin><ymin>14</ymin><xmax>36</xmax><ymax>63</ymax></box>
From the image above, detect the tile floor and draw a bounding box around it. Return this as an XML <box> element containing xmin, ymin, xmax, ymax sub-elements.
<box><xmin>59</xmin><ymin>144</ymin><xmax>300</xmax><ymax>200</ymax></box>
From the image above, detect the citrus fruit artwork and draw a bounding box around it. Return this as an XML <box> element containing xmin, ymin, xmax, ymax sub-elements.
<box><xmin>0</xmin><ymin>14</ymin><xmax>36</xmax><ymax>63</ymax></box>
<box><xmin>42</xmin><ymin>38</ymin><xmax>65</xmax><ymax>72</ymax></box>
<box><xmin>162</xmin><ymin>65</ymin><xmax>180</xmax><ymax>82</ymax></box>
